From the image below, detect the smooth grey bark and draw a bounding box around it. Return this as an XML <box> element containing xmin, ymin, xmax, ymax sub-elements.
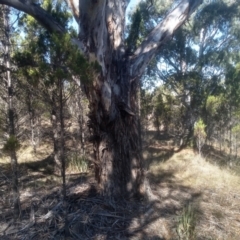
<box><xmin>0</xmin><ymin>0</ymin><xmax>203</xmax><ymax>197</ymax></box>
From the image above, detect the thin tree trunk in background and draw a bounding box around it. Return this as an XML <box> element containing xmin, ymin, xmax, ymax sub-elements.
<box><xmin>78</xmin><ymin>92</ymin><xmax>85</xmax><ymax>156</ymax></box>
<box><xmin>59</xmin><ymin>79</ymin><xmax>66</xmax><ymax>198</ymax></box>
<box><xmin>27</xmin><ymin>91</ymin><xmax>37</xmax><ymax>153</ymax></box>
<box><xmin>51</xmin><ymin>95</ymin><xmax>61</xmax><ymax>175</ymax></box>
<box><xmin>137</xmin><ymin>82</ymin><xmax>143</xmax><ymax>157</ymax></box>
<box><xmin>79</xmin><ymin>114</ymin><xmax>85</xmax><ymax>155</ymax></box>
<box><xmin>36</xmin><ymin>115</ymin><xmax>41</xmax><ymax>149</ymax></box>
<box><xmin>223</xmin><ymin>128</ymin><xmax>226</xmax><ymax>152</ymax></box>
<box><xmin>58</xmin><ymin>79</ymin><xmax>69</xmax><ymax>237</ymax></box>
<box><xmin>3</xmin><ymin>5</ymin><xmax>21</xmax><ymax>219</ymax></box>
<box><xmin>229</xmin><ymin>105</ymin><xmax>232</xmax><ymax>156</ymax></box>
<box><xmin>219</xmin><ymin>128</ymin><xmax>222</xmax><ymax>152</ymax></box>
<box><xmin>234</xmin><ymin>133</ymin><xmax>237</xmax><ymax>158</ymax></box>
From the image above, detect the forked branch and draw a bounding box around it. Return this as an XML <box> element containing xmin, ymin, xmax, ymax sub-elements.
<box><xmin>129</xmin><ymin>0</ymin><xmax>203</xmax><ymax>79</ymax></box>
<box><xmin>0</xmin><ymin>0</ymin><xmax>86</xmax><ymax>54</ymax></box>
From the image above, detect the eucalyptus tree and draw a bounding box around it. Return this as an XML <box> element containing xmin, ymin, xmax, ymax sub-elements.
<box><xmin>0</xmin><ymin>0</ymin><xmax>203</xmax><ymax>198</ymax></box>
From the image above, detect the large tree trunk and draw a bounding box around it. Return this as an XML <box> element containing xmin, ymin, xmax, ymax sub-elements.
<box><xmin>0</xmin><ymin>0</ymin><xmax>203</xmax><ymax>198</ymax></box>
<box><xmin>76</xmin><ymin>1</ymin><xmax>144</xmax><ymax>198</ymax></box>
<box><xmin>68</xmin><ymin>0</ymin><xmax>202</xmax><ymax>198</ymax></box>
<box><xmin>88</xmin><ymin>78</ymin><xmax>144</xmax><ymax>198</ymax></box>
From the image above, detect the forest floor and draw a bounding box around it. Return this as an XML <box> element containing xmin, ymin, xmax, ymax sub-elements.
<box><xmin>0</xmin><ymin>133</ymin><xmax>240</xmax><ymax>239</ymax></box>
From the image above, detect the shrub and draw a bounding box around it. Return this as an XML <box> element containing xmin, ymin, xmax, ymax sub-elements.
<box><xmin>2</xmin><ymin>135</ymin><xmax>21</xmax><ymax>154</ymax></box>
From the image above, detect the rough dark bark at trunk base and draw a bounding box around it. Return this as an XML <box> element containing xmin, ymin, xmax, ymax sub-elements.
<box><xmin>87</xmin><ymin>72</ymin><xmax>144</xmax><ymax>198</ymax></box>
<box><xmin>95</xmin><ymin>117</ymin><xmax>143</xmax><ymax>198</ymax></box>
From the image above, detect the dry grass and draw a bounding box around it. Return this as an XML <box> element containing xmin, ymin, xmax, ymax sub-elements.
<box><xmin>0</xmin><ymin>143</ymin><xmax>52</xmax><ymax>165</ymax></box>
<box><xmin>1</xmin><ymin>138</ymin><xmax>240</xmax><ymax>239</ymax></box>
<box><xmin>66</xmin><ymin>152</ymin><xmax>89</xmax><ymax>174</ymax></box>
<box><xmin>148</xmin><ymin>148</ymin><xmax>240</xmax><ymax>239</ymax></box>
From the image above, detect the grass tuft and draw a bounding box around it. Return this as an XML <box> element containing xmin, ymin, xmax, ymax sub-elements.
<box><xmin>177</xmin><ymin>203</ymin><xmax>196</xmax><ymax>240</ymax></box>
<box><xmin>67</xmin><ymin>151</ymin><xmax>89</xmax><ymax>173</ymax></box>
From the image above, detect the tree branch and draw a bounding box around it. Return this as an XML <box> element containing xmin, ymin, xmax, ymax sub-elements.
<box><xmin>129</xmin><ymin>0</ymin><xmax>203</xmax><ymax>79</ymax></box>
<box><xmin>0</xmin><ymin>0</ymin><xmax>65</xmax><ymax>33</ymax></box>
<box><xmin>0</xmin><ymin>0</ymin><xmax>86</xmax><ymax>54</ymax></box>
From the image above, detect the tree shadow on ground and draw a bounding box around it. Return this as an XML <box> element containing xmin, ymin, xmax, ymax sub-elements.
<box><xmin>143</xmin><ymin>130</ymin><xmax>172</xmax><ymax>140</ymax></box>
<box><xmin>21</xmin><ymin>154</ymin><xmax>55</xmax><ymax>175</ymax></box>
<box><xmin>0</xmin><ymin>181</ymin><xmax>201</xmax><ymax>240</ymax></box>
<box><xmin>142</xmin><ymin>130</ymin><xmax>193</xmax><ymax>170</ymax></box>
<box><xmin>144</xmin><ymin>146</ymin><xmax>174</xmax><ymax>167</ymax></box>
<box><xmin>0</xmin><ymin>154</ymin><xmax>60</xmax><ymax>195</ymax></box>
<box><xmin>0</xmin><ymin>156</ymin><xmax>202</xmax><ymax>240</ymax></box>
<box><xmin>202</xmin><ymin>145</ymin><xmax>240</xmax><ymax>174</ymax></box>
<box><xmin>0</xmin><ymin>134</ymin><xmax>204</xmax><ymax>239</ymax></box>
